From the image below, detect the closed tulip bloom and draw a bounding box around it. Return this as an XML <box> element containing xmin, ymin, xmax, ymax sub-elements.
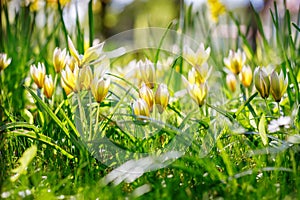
<box><xmin>239</xmin><ymin>65</ymin><xmax>252</xmax><ymax>87</ymax></box>
<box><xmin>43</xmin><ymin>75</ymin><xmax>54</xmax><ymax>99</ymax></box>
<box><xmin>91</xmin><ymin>77</ymin><xmax>110</xmax><ymax>103</ymax></box>
<box><xmin>187</xmin><ymin>82</ymin><xmax>208</xmax><ymax>107</ymax></box>
<box><xmin>139</xmin><ymin>83</ymin><xmax>154</xmax><ymax>112</ymax></box>
<box><xmin>254</xmin><ymin>67</ymin><xmax>270</xmax><ymax>99</ymax></box>
<box><xmin>226</xmin><ymin>73</ymin><xmax>237</xmax><ymax>92</ymax></box>
<box><xmin>132</xmin><ymin>98</ymin><xmax>150</xmax><ymax>120</ymax></box>
<box><xmin>53</xmin><ymin>47</ymin><xmax>67</xmax><ymax>73</ymax></box>
<box><xmin>155</xmin><ymin>83</ymin><xmax>169</xmax><ymax>114</ymax></box>
<box><xmin>0</xmin><ymin>53</ymin><xmax>12</xmax><ymax>71</ymax></box>
<box><xmin>139</xmin><ymin>59</ymin><xmax>156</xmax><ymax>89</ymax></box>
<box><xmin>224</xmin><ymin>49</ymin><xmax>246</xmax><ymax>75</ymax></box>
<box><xmin>184</xmin><ymin>44</ymin><xmax>211</xmax><ymax>67</ymax></box>
<box><xmin>270</xmin><ymin>70</ymin><xmax>288</xmax><ymax>102</ymax></box>
<box><xmin>30</xmin><ymin>62</ymin><xmax>46</xmax><ymax>89</ymax></box>
<box><xmin>78</xmin><ymin>66</ymin><xmax>93</xmax><ymax>90</ymax></box>
<box><xmin>61</xmin><ymin>65</ymin><xmax>79</xmax><ymax>93</ymax></box>
<box><xmin>61</xmin><ymin>78</ymin><xmax>72</xmax><ymax>96</ymax></box>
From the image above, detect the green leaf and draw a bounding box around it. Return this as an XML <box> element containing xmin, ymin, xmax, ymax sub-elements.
<box><xmin>25</xmin><ymin>86</ymin><xmax>71</xmax><ymax>138</ymax></box>
<box><xmin>258</xmin><ymin>114</ymin><xmax>268</xmax><ymax>146</ymax></box>
<box><xmin>10</xmin><ymin>145</ymin><xmax>37</xmax><ymax>182</ymax></box>
<box><xmin>6</xmin><ymin>129</ymin><xmax>74</xmax><ymax>159</ymax></box>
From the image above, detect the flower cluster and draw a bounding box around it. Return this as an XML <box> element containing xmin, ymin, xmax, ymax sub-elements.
<box><xmin>182</xmin><ymin>44</ymin><xmax>211</xmax><ymax>107</ymax></box>
<box><xmin>30</xmin><ymin>36</ymin><xmax>110</xmax><ymax>103</ymax></box>
<box><xmin>132</xmin><ymin>60</ymin><xmax>170</xmax><ymax>121</ymax></box>
<box><xmin>224</xmin><ymin>49</ymin><xmax>253</xmax><ymax>92</ymax></box>
<box><xmin>254</xmin><ymin>67</ymin><xmax>288</xmax><ymax>102</ymax></box>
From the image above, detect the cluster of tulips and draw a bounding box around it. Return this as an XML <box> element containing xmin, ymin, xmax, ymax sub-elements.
<box><xmin>30</xmin><ymin>37</ymin><xmax>110</xmax><ymax>105</ymax></box>
<box><xmin>223</xmin><ymin>48</ymin><xmax>288</xmax><ymax>103</ymax></box>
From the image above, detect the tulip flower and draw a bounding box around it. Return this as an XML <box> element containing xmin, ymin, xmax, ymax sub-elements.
<box><xmin>53</xmin><ymin>47</ymin><xmax>67</xmax><ymax>73</ymax></box>
<box><xmin>187</xmin><ymin>82</ymin><xmax>208</xmax><ymax>107</ymax></box>
<box><xmin>78</xmin><ymin>66</ymin><xmax>93</xmax><ymax>91</ymax></box>
<box><xmin>226</xmin><ymin>73</ymin><xmax>237</xmax><ymax>92</ymax></box>
<box><xmin>155</xmin><ymin>83</ymin><xmax>169</xmax><ymax>114</ymax></box>
<box><xmin>30</xmin><ymin>62</ymin><xmax>46</xmax><ymax>89</ymax></box>
<box><xmin>139</xmin><ymin>59</ymin><xmax>156</xmax><ymax>89</ymax></box>
<box><xmin>224</xmin><ymin>49</ymin><xmax>246</xmax><ymax>75</ymax></box>
<box><xmin>68</xmin><ymin>36</ymin><xmax>104</xmax><ymax>68</ymax></box>
<box><xmin>61</xmin><ymin>78</ymin><xmax>72</xmax><ymax>96</ymax></box>
<box><xmin>43</xmin><ymin>75</ymin><xmax>54</xmax><ymax>99</ymax></box>
<box><xmin>254</xmin><ymin>67</ymin><xmax>270</xmax><ymax>99</ymax></box>
<box><xmin>239</xmin><ymin>65</ymin><xmax>252</xmax><ymax>87</ymax></box>
<box><xmin>61</xmin><ymin>65</ymin><xmax>79</xmax><ymax>93</ymax></box>
<box><xmin>188</xmin><ymin>64</ymin><xmax>212</xmax><ymax>85</ymax></box>
<box><xmin>139</xmin><ymin>83</ymin><xmax>154</xmax><ymax>112</ymax></box>
<box><xmin>184</xmin><ymin>44</ymin><xmax>211</xmax><ymax>67</ymax></box>
<box><xmin>91</xmin><ymin>77</ymin><xmax>110</xmax><ymax>103</ymax></box>
<box><xmin>132</xmin><ymin>98</ymin><xmax>150</xmax><ymax>120</ymax></box>
<box><xmin>0</xmin><ymin>53</ymin><xmax>12</xmax><ymax>71</ymax></box>
<box><xmin>270</xmin><ymin>70</ymin><xmax>288</xmax><ymax>102</ymax></box>
<box><xmin>207</xmin><ymin>0</ymin><xmax>226</xmax><ymax>22</ymax></box>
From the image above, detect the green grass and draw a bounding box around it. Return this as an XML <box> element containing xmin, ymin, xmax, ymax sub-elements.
<box><xmin>1</xmin><ymin>1</ymin><xmax>300</xmax><ymax>199</ymax></box>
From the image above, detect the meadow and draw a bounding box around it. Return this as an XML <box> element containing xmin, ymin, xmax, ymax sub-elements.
<box><xmin>1</xmin><ymin>0</ymin><xmax>300</xmax><ymax>199</ymax></box>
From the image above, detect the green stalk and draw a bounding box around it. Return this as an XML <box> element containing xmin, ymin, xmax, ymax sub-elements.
<box><xmin>88</xmin><ymin>0</ymin><xmax>94</xmax><ymax>47</ymax></box>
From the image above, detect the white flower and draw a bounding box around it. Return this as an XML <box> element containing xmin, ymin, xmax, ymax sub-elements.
<box><xmin>268</xmin><ymin>116</ymin><xmax>291</xmax><ymax>133</ymax></box>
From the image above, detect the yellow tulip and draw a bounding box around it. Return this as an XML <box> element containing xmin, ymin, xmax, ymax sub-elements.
<box><xmin>187</xmin><ymin>82</ymin><xmax>208</xmax><ymax>107</ymax></box>
<box><xmin>53</xmin><ymin>47</ymin><xmax>67</xmax><ymax>73</ymax></box>
<box><xmin>188</xmin><ymin>64</ymin><xmax>212</xmax><ymax>85</ymax></box>
<box><xmin>139</xmin><ymin>83</ymin><xmax>154</xmax><ymax>112</ymax></box>
<box><xmin>61</xmin><ymin>65</ymin><xmax>79</xmax><ymax>93</ymax></box>
<box><xmin>132</xmin><ymin>98</ymin><xmax>150</xmax><ymax>121</ymax></box>
<box><xmin>91</xmin><ymin>77</ymin><xmax>110</xmax><ymax>103</ymax></box>
<box><xmin>155</xmin><ymin>83</ymin><xmax>169</xmax><ymax>114</ymax></box>
<box><xmin>270</xmin><ymin>70</ymin><xmax>288</xmax><ymax>102</ymax></box>
<box><xmin>239</xmin><ymin>65</ymin><xmax>252</xmax><ymax>87</ymax></box>
<box><xmin>0</xmin><ymin>53</ymin><xmax>12</xmax><ymax>71</ymax></box>
<box><xmin>139</xmin><ymin>59</ymin><xmax>156</xmax><ymax>89</ymax></box>
<box><xmin>224</xmin><ymin>49</ymin><xmax>246</xmax><ymax>75</ymax></box>
<box><xmin>43</xmin><ymin>75</ymin><xmax>54</xmax><ymax>99</ymax></box>
<box><xmin>68</xmin><ymin>36</ymin><xmax>104</xmax><ymax>68</ymax></box>
<box><xmin>207</xmin><ymin>0</ymin><xmax>226</xmax><ymax>22</ymax></box>
<box><xmin>254</xmin><ymin>67</ymin><xmax>270</xmax><ymax>99</ymax></box>
<box><xmin>78</xmin><ymin>66</ymin><xmax>93</xmax><ymax>91</ymax></box>
<box><xmin>61</xmin><ymin>77</ymin><xmax>72</xmax><ymax>96</ymax></box>
<box><xmin>226</xmin><ymin>73</ymin><xmax>237</xmax><ymax>92</ymax></box>
<box><xmin>30</xmin><ymin>62</ymin><xmax>46</xmax><ymax>89</ymax></box>
<box><xmin>184</xmin><ymin>43</ymin><xmax>211</xmax><ymax>67</ymax></box>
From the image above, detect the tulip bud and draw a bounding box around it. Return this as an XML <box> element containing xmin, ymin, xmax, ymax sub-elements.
<box><xmin>61</xmin><ymin>78</ymin><xmax>72</xmax><ymax>96</ymax></box>
<box><xmin>139</xmin><ymin>83</ymin><xmax>154</xmax><ymax>112</ymax></box>
<box><xmin>155</xmin><ymin>83</ymin><xmax>169</xmax><ymax>114</ymax></box>
<box><xmin>132</xmin><ymin>98</ymin><xmax>150</xmax><ymax>121</ymax></box>
<box><xmin>53</xmin><ymin>47</ymin><xmax>67</xmax><ymax>73</ymax></box>
<box><xmin>270</xmin><ymin>70</ymin><xmax>288</xmax><ymax>102</ymax></box>
<box><xmin>43</xmin><ymin>75</ymin><xmax>54</xmax><ymax>99</ymax></box>
<box><xmin>239</xmin><ymin>65</ymin><xmax>252</xmax><ymax>87</ymax></box>
<box><xmin>224</xmin><ymin>49</ymin><xmax>246</xmax><ymax>75</ymax></box>
<box><xmin>61</xmin><ymin>65</ymin><xmax>79</xmax><ymax>93</ymax></box>
<box><xmin>254</xmin><ymin>67</ymin><xmax>270</xmax><ymax>99</ymax></box>
<box><xmin>187</xmin><ymin>82</ymin><xmax>208</xmax><ymax>107</ymax></box>
<box><xmin>139</xmin><ymin>59</ymin><xmax>156</xmax><ymax>89</ymax></box>
<box><xmin>78</xmin><ymin>66</ymin><xmax>93</xmax><ymax>91</ymax></box>
<box><xmin>0</xmin><ymin>53</ymin><xmax>12</xmax><ymax>71</ymax></box>
<box><xmin>91</xmin><ymin>77</ymin><xmax>110</xmax><ymax>103</ymax></box>
<box><xmin>226</xmin><ymin>73</ymin><xmax>237</xmax><ymax>92</ymax></box>
<box><xmin>30</xmin><ymin>62</ymin><xmax>46</xmax><ymax>89</ymax></box>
